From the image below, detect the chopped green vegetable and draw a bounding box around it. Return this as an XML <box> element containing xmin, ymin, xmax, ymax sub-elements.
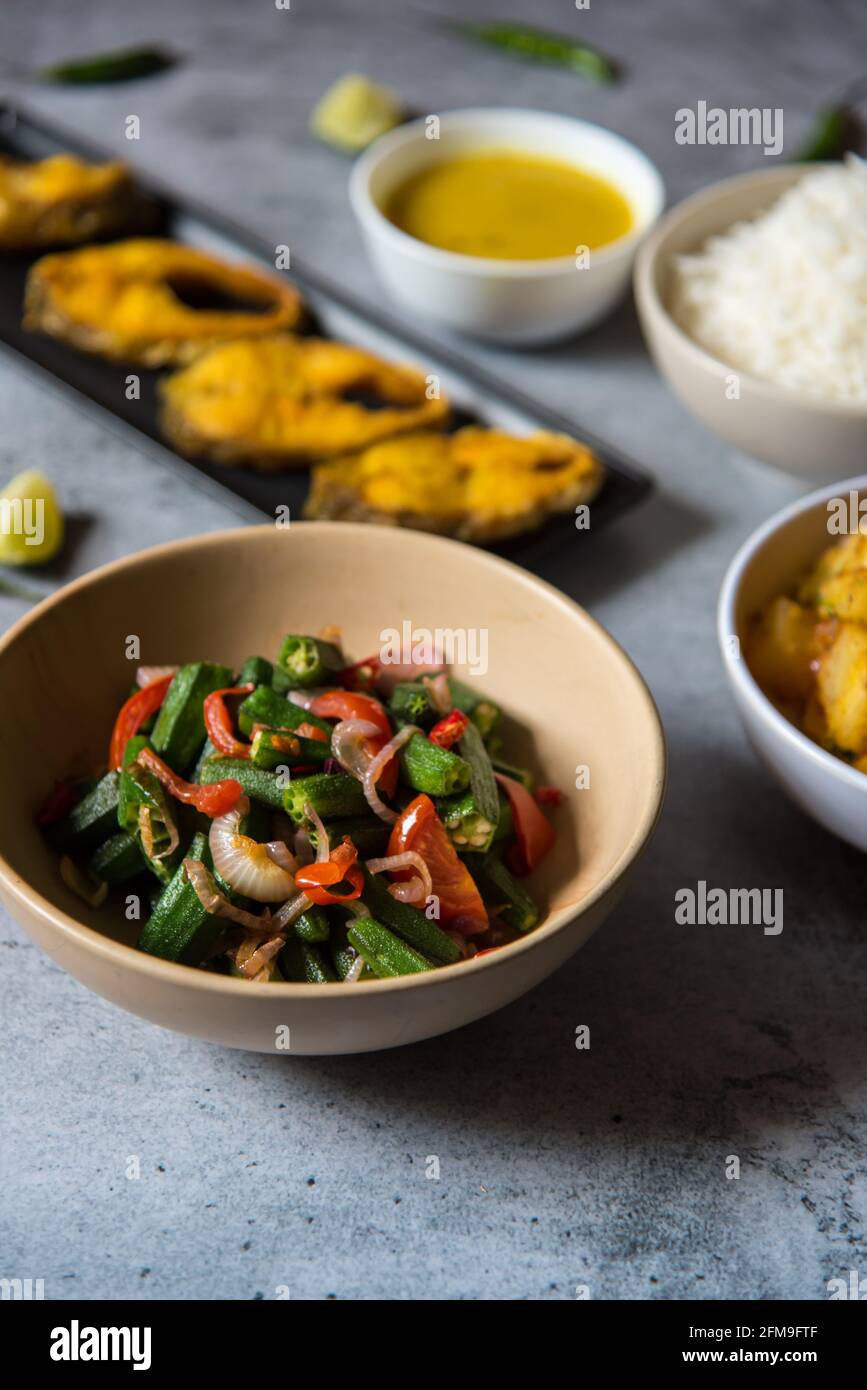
<box><xmin>37</xmin><ymin>45</ymin><xmax>176</xmax><ymax>85</ymax></box>
<box><xmin>447</xmin><ymin>20</ymin><xmax>616</xmax><ymax>83</ymax></box>
<box><xmin>348</xmin><ymin>916</ymin><xmax>433</xmax><ymax>977</ymax></box>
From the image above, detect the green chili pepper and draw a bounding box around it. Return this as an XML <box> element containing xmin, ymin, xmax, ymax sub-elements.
<box><xmin>447</xmin><ymin>20</ymin><xmax>616</xmax><ymax>84</ymax></box>
<box><xmin>37</xmin><ymin>45</ymin><xmax>175</xmax><ymax>85</ymax></box>
<box><xmin>797</xmin><ymin>104</ymin><xmax>854</xmax><ymax>161</ymax></box>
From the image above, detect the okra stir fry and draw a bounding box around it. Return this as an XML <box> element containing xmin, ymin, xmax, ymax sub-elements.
<box><xmin>39</xmin><ymin>635</ymin><xmax>561</xmax><ymax>983</ymax></box>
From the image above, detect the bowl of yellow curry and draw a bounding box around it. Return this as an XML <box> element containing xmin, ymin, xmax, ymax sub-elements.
<box><xmin>350</xmin><ymin>108</ymin><xmax>664</xmax><ymax>345</ymax></box>
<box><xmin>719</xmin><ymin>475</ymin><xmax>867</xmax><ymax>854</ymax></box>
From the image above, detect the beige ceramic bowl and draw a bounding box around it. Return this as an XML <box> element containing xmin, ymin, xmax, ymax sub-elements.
<box><xmin>0</xmin><ymin>524</ymin><xmax>665</xmax><ymax>1054</ymax></box>
<box><xmin>634</xmin><ymin>165</ymin><xmax>867</xmax><ymax>480</ymax></box>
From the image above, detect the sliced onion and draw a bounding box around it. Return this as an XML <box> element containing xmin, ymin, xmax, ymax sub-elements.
<box><xmin>236</xmin><ymin>934</ymin><xmax>285</xmax><ymax>980</ymax></box>
<box><xmin>366</xmin><ymin>850</ymin><xmax>432</xmax><ymax>904</ymax></box>
<box><xmin>60</xmin><ymin>854</ymin><xmax>108</xmax><ymax>907</ymax></box>
<box><xmin>209</xmin><ymin>796</ymin><xmax>296</xmax><ymax>902</ymax></box>
<box><xmin>376</xmin><ymin>661</ymin><xmax>443</xmax><ymax>693</ymax></box>
<box><xmin>138</xmin><ymin>801</ymin><xmax>179</xmax><ymax>862</ymax></box>
<box><xmin>304</xmin><ymin>800</ymin><xmax>331</xmax><ymax>862</ymax></box>
<box><xmin>293</xmin><ymin>826</ymin><xmax>315</xmax><ymax>866</ymax></box>
<box><xmin>184</xmin><ymin>857</ymin><xmax>273</xmax><ymax>931</ymax></box>
<box><xmin>423</xmin><ymin>673</ymin><xmax>451</xmax><ymax>714</ymax></box>
<box><xmin>266</xmin><ymin>840</ymin><xmax>299</xmax><ymax>874</ymax></box>
<box><xmin>136</xmin><ymin>663</ymin><xmax>178</xmax><ymax>688</ymax></box>
<box><xmin>271</xmin><ymin>890</ymin><xmax>311</xmax><ymax>931</ymax></box>
<box><xmin>345</xmin><ymin>954</ymin><xmax>365</xmax><ymax>983</ymax></box>
<box><xmin>287</xmin><ymin>689</ymin><xmax>319</xmax><ymax>710</ymax></box>
<box><xmin>331</xmin><ymin>718</ymin><xmax>381</xmax><ymax>779</ymax></box>
<box><xmin>362</xmin><ymin>724</ymin><xmax>419</xmax><ymax>823</ymax></box>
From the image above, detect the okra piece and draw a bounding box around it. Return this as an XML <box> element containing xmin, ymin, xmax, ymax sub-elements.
<box><xmin>436</xmin><ymin>789</ymin><xmax>496</xmax><ymax>853</ymax></box>
<box><xmin>309</xmin><ymin>813</ymin><xmax>389</xmax><ymax>859</ymax></box>
<box><xmin>459</xmin><ymin>720</ymin><xmax>499</xmax><ymax>829</ymax></box>
<box><xmin>88</xmin><ymin>831</ymin><xmax>145</xmax><ymax>885</ymax></box>
<box><xmin>282</xmin><ymin>773</ymin><xmax>368</xmax><ymax>826</ymax></box>
<box><xmin>348</xmin><ymin>917</ymin><xmax>433</xmax><ymax>977</ymax></box>
<box><xmin>191</xmin><ymin>737</ymin><xmax>218</xmax><ymax>783</ymax></box>
<box><xmin>469</xmin><ymin>854</ymin><xmax>540</xmax><ymax>933</ymax></box>
<box><xmin>447</xmin><ymin>677</ymin><xmax>501</xmax><ymax>740</ymax></box>
<box><xmin>492</xmin><ymin>794</ymin><xmax>513</xmax><ymax>842</ymax></box>
<box><xmin>237</xmin><ymin>655</ymin><xmax>290</xmax><ymax>694</ymax></box>
<box><xmin>48</xmin><ymin>771</ymin><xmax>120</xmax><ymax>855</ymax></box>
<box><xmin>294</xmin><ymin>908</ymin><xmax>331</xmax><ymax>943</ymax></box>
<box><xmin>388</xmin><ymin>682</ymin><xmax>437</xmax><ymax>730</ymax></box>
<box><xmin>237</xmin><ymin>685</ymin><xmax>332</xmax><ymax>739</ymax></box>
<box><xmin>330</xmin><ymin>921</ymin><xmax>357</xmax><ymax>980</ymax></box>
<box><xmin>151</xmin><ymin>662</ymin><xmax>233</xmax><ymax>772</ymax></box>
<box><xmin>198</xmin><ymin>757</ymin><xmax>283</xmax><ymax>809</ymax></box>
<box><xmin>400</xmin><ymin>733</ymin><xmax>470</xmax><ymax>797</ymax></box>
<box><xmin>117</xmin><ymin>735</ymin><xmax>152</xmax><ymax>829</ymax></box>
<box><xmin>300</xmin><ymin>941</ymin><xmax>338</xmax><ymax>983</ymax></box>
<box><xmin>139</xmin><ymin>832</ymin><xmax>226</xmax><ymax>965</ymax></box>
<box><xmin>237</xmin><ymin>656</ymin><xmax>274</xmax><ymax>688</ymax></box>
<box><xmin>250</xmin><ymin>726</ymin><xmax>329</xmax><ymax>771</ymax></box>
<box><xmin>360</xmin><ymin>867</ymin><xmax>459</xmax><ymax>964</ymax></box>
<box><xmin>276</xmin><ymin>634</ymin><xmax>343</xmax><ymax>688</ymax></box>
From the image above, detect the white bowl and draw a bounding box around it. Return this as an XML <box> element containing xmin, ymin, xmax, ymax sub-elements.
<box><xmin>350</xmin><ymin>108</ymin><xmax>664</xmax><ymax>346</ymax></box>
<box><xmin>718</xmin><ymin>474</ymin><xmax>867</xmax><ymax>852</ymax></box>
<box><xmin>635</xmin><ymin>166</ymin><xmax>867</xmax><ymax>480</ymax></box>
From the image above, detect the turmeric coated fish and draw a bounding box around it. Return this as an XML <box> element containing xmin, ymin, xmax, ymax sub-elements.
<box><xmin>23</xmin><ymin>238</ymin><xmax>304</xmax><ymax>366</ymax></box>
<box><xmin>0</xmin><ymin>153</ymin><xmax>153</xmax><ymax>252</ymax></box>
<box><xmin>159</xmin><ymin>335</ymin><xmax>450</xmax><ymax>469</ymax></box>
<box><xmin>304</xmin><ymin>426</ymin><xmax>605</xmax><ymax>542</ymax></box>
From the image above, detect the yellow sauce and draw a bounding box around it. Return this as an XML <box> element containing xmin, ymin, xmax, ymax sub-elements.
<box><xmin>383</xmin><ymin>149</ymin><xmax>633</xmax><ymax>261</ymax></box>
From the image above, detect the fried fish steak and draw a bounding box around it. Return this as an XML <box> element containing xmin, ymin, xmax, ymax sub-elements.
<box><xmin>158</xmin><ymin>335</ymin><xmax>450</xmax><ymax>469</ymax></box>
<box><xmin>304</xmin><ymin>426</ymin><xmax>605</xmax><ymax>542</ymax></box>
<box><xmin>0</xmin><ymin>154</ymin><xmax>154</xmax><ymax>252</ymax></box>
<box><xmin>23</xmin><ymin>238</ymin><xmax>304</xmax><ymax>366</ymax></box>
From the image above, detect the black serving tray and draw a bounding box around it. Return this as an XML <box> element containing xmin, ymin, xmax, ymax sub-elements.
<box><xmin>0</xmin><ymin>101</ymin><xmax>652</xmax><ymax>548</ymax></box>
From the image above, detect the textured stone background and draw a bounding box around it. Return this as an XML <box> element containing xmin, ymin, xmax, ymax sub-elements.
<box><xmin>0</xmin><ymin>0</ymin><xmax>865</xmax><ymax>1300</ymax></box>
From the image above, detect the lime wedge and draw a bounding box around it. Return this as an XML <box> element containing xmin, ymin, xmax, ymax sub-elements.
<box><xmin>0</xmin><ymin>469</ymin><xmax>64</xmax><ymax>566</ymax></box>
<box><xmin>311</xmin><ymin>73</ymin><xmax>402</xmax><ymax>152</ymax></box>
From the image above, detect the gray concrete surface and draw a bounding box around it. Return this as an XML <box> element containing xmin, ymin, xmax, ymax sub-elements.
<box><xmin>1</xmin><ymin>0</ymin><xmax>865</xmax><ymax>1301</ymax></box>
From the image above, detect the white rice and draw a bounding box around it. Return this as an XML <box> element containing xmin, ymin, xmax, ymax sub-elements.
<box><xmin>670</xmin><ymin>156</ymin><xmax>867</xmax><ymax>402</ymax></box>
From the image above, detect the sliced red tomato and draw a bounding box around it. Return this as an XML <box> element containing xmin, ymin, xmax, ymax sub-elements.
<box><xmin>295</xmin><ymin>837</ymin><xmax>363</xmax><ymax>905</ymax></box>
<box><xmin>494</xmin><ymin>773</ymin><xmax>556</xmax><ymax>877</ymax></box>
<box><xmin>203</xmin><ymin>683</ymin><xmax>254</xmax><ymax>758</ymax></box>
<box><xmin>138</xmin><ymin>747</ymin><xmax>241</xmax><ymax>818</ymax></box>
<box><xmin>388</xmin><ymin>793</ymin><xmax>488</xmax><ymax>936</ymax></box>
<box><xmin>108</xmin><ymin>672</ymin><xmax>174</xmax><ymax>770</ymax></box>
<box><xmin>309</xmin><ymin>689</ymin><xmax>397</xmax><ymax>795</ymax></box>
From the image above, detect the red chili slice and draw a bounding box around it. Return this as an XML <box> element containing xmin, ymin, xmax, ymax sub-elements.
<box><xmin>309</xmin><ymin>689</ymin><xmax>397</xmax><ymax>795</ymax></box>
<box><xmin>108</xmin><ymin>673</ymin><xmax>174</xmax><ymax>770</ymax></box>
<box><xmin>204</xmin><ymin>683</ymin><xmax>255</xmax><ymax>758</ymax></box>
<box><xmin>429</xmin><ymin>709</ymin><xmax>469</xmax><ymax>750</ymax></box>
<box><xmin>137</xmin><ymin>747</ymin><xmax>241</xmax><ymax>818</ymax></box>
<box><xmin>295</xmin><ymin>837</ymin><xmax>363</xmax><ymax>904</ymax></box>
